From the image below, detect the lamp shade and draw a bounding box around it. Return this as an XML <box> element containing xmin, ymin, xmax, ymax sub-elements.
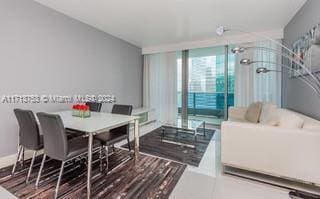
<box><xmin>231</xmin><ymin>47</ymin><xmax>246</xmax><ymax>54</ymax></box>
<box><xmin>240</xmin><ymin>58</ymin><xmax>252</xmax><ymax>65</ymax></box>
<box><xmin>256</xmin><ymin>67</ymin><xmax>269</xmax><ymax>73</ymax></box>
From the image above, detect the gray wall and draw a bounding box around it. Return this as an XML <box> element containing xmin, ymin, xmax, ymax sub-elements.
<box><xmin>0</xmin><ymin>0</ymin><xmax>142</xmax><ymax>157</ymax></box>
<box><xmin>283</xmin><ymin>0</ymin><xmax>320</xmax><ymax>119</ymax></box>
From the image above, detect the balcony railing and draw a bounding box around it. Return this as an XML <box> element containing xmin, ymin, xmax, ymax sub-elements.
<box><xmin>177</xmin><ymin>92</ymin><xmax>234</xmax><ymax>118</ymax></box>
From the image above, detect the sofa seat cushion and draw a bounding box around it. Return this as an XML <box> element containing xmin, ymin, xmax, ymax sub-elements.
<box><xmin>245</xmin><ymin>102</ymin><xmax>263</xmax><ymax>123</ymax></box>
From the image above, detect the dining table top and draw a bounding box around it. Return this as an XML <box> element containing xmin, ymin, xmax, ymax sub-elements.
<box><xmin>53</xmin><ymin>110</ymin><xmax>139</xmax><ymax>134</ymax></box>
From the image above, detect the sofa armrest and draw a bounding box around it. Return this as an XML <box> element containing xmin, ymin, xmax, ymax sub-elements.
<box><xmin>228</xmin><ymin>107</ymin><xmax>247</xmax><ymax>121</ymax></box>
<box><xmin>221</xmin><ymin>121</ymin><xmax>320</xmax><ymax>184</ymax></box>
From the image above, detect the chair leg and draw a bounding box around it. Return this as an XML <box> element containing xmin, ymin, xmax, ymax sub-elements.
<box><xmin>26</xmin><ymin>151</ymin><xmax>37</xmax><ymax>183</ymax></box>
<box><xmin>112</xmin><ymin>145</ymin><xmax>115</xmax><ymax>152</ymax></box>
<box><xmin>105</xmin><ymin>146</ymin><xmax>109</xmax><ymax>172</ymax></box>
<box><xmin>20</xmin><ymin>147</ymin><xmax>25</xmax><ymax>167</ymax></box>
<box><xmin>127</xmin><ymin>138</ymin><xmax>131</xmax><ymax>152</ymax></box>
<box><xmin>55</xmin><ymin>161</ymin><xmax>65</xmax><ymax>199</ymax></box>
<box><xmin>99</xmin><ymin>145</ymin><xmax>103</xmax><ymax>172</ymax></box>
<box><xmin>35</xmin><ymin>154</ymin><xmax>46</xmax><ymax>188</ymax></box>
<box><xmin>12</xmin><ymin>145</ymin><xmax>23</xmax><ymax>174</ymax></box>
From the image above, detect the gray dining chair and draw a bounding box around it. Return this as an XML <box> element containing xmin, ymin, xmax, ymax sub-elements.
<box><xmin>86</xmin><ymin>102</ymin><xmax>102</xmax><ymax>112</ymax></box>
<box><xmin>94</xmin><ymin>104</ymin><xmax>133</xmax><ymax>171</ymax></box>
<box><xmin>12</xmin><ymin>109</ymin><xmax>44</xmax><ymax>183</ymax></box>
<box><xmin>36</xmin><ymin>112</ymin><xmax>100</xmax><ymax>199</ymax></box>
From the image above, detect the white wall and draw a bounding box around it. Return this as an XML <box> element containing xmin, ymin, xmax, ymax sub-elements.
<box><xmin>0</xmin><ymin>0</ymin><xmax>142</xmax><ymax>157</ymax></box>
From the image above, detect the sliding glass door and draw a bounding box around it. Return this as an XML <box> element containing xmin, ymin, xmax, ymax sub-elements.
<box><xmin>177</xmin><ymin>46</ymin><xmax>235</xmax><ymax>125</ymax></box>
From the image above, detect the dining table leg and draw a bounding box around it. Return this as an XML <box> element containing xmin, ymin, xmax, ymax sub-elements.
<box><xmin>134</xmin><ymin>119</ymin><xmax>139</xmax><ymax>160</ymax></box>
<box><xmin>87</xmin><ymin>133</ymin><xmax>93</xmax><ymax>199</ymax></box>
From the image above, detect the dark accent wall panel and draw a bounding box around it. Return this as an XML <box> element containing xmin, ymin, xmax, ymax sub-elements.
<box><xmin>283</xmin><ymin>0</ymin><xmax>320</xmax><ymax>119</ymax></box>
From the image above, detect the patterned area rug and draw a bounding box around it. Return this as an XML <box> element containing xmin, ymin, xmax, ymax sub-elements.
<box><xmin>123</xmin><ymin>127</ymin><xmax>215</xmax><ymax>167</ymax></box>
<box><xmin>0</xmin><ymin>149</ymin><xmax>186</xmax><ymax>198</ymax></box>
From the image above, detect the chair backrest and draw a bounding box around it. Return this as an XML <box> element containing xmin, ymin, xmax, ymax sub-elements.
<box><xmin>111</xmin><ymin>104</ymin><xmax>133</xmax><ymax>135</ymax></box>
<box><xmin>14</xmin><ymin>109</ymin><xmax>41</xmax><ymax>150</ymax></box>
<box><xmin>111</xmin><ymin>104</ymin><xmax>133</xmax><ymax>115</ymax></box>
<box><xmin>86</xmin><ymin>102</ymin><xmax>102</xmax><ymax>112</ymax></box>
<box><xmin>37</xmin><ymin>112</ymin><xmax>68</xmax><ymax>161</ymax></box>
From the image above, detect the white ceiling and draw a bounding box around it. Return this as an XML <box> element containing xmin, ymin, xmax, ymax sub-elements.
<box><xmin>34</xmin><ymin>0</ymin><xmax>306</xmax><ymax>49</ymax></box>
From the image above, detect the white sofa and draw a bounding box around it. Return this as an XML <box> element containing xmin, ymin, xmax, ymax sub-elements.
<box><xmin>221</xmin><ymin>106</ymin><xmax>320</xmax><ymax>185</ymax></box>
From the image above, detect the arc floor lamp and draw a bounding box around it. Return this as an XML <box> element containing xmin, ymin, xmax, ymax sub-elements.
<box><xmin>216</xmin><ymin>26</ymin><xmax>320</xmax><ymax>199</ymax></box>
<box><xmin>216</xmin><ymin>25</ymin><xmax>320</xmax><ymax>96</ymax></box>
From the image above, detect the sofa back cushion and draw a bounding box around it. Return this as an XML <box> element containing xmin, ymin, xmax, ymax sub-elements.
<box><xmin>228</xmin><ymin>107</ymin><xmax>248</xmax><ymax>122</ymax></box>
<box><xmin>289</xmin><ymin>110</ymin><xmax>320</xmax><ymax>132</ymax></box>
<box><xmin>245</xmin><ymin>102</ymin><xmax>263</xmax><ymax>123</ymax></box>
<box><xmin>303</xmin><ymin>124</ymin><xmax>320</xmax><ymax>132</ymax></box>
<box><xmin>276</xmin><ymin>109</ymin><xmax>304</xmax><ymax>129</ymax></box>
<box><xmin>259</xmin><ymin>107</ymin><xmax>304</xmax><ymax>128</ymax></box>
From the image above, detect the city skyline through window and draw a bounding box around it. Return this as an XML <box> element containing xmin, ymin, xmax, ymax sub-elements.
<box><xmin>177</xmin><ymin>47</ymin><xmax>235</xmax><ymax>124</ymax></box>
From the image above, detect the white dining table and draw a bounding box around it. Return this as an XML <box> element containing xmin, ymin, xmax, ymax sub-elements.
<box><xmin>53</xmin><ymin>110</ymin><xmax>140</xmax><ymax>199</ymax></box>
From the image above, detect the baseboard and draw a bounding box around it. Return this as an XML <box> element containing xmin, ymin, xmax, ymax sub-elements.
<box><xmin>0</xmin><ymin>149</ymin><xmax>43</xmax><ymax>169</ymax></box>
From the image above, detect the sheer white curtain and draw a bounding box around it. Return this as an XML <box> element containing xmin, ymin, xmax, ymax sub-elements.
<box><xmin>143</xmin><ymin>52</ymin><xmax>177</xmax><ymax>123</ymax></box>
<box><xmin>235</xmin><ymin>40</ymin><xmax>282</xmax><ymax>107</ymax></box>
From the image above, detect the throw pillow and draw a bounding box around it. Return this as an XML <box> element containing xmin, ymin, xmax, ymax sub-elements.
<box><xmin>259</xmin><ymin>103</ymin><xmax>277</xmax><ymax>124</ymax></box>
<box><xmin>260</xmin><ymin>114</ymin><xmax>278</xmax><ymax>126</ymax></box>
<box><xmin>245</xmin><ymin>102</ymin><xmax>263</xmax><ymax>123</ymax></box>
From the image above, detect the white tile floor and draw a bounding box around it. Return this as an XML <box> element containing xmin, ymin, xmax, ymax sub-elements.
<box><xmin>0</xmin><ymin>186</ymin><xmax>16</xmax><ymax>199</ymax></box>
<box><xmin>169</xmin><ymin>127</ymin><xmax>290</xmax><ymax>199</ymax></box>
